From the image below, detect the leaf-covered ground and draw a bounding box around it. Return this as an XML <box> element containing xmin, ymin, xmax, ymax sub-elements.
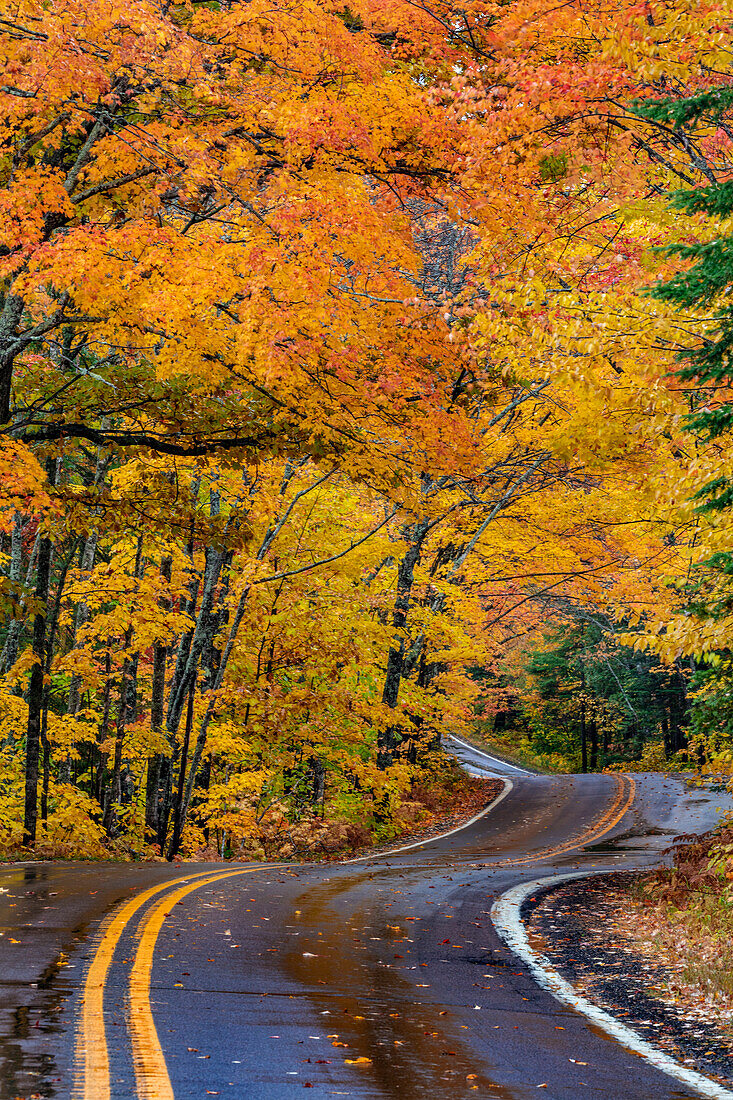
<box><xmin>526</xmin><ymin>872</ymin><xmax>733</xmax><ymax>1087</ymax></box>
<box><xmin>337</xmin><ymin>774</ymin><xmax>504</xmax><ymax>861</ymax></box>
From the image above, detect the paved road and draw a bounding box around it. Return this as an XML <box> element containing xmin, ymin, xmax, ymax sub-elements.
<box><xmin>0</xmin><ymin>747</ymin><xmax>730</xmax><ymax>1100</ymax></box>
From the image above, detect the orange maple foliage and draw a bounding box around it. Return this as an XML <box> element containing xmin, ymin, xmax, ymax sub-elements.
<box><xmin>2</xmin><ymin>0</ymin><xmax>733</xmax><ymax>854</ymax></box>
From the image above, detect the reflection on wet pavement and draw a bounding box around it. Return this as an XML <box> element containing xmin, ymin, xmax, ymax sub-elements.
<box><xmin>279</xmin><ymin>870</ymin><xmax>515</xmax><ymax>1099</ymax></box>
<box><xmin>1</xmin><ymin>771</ymin><xmax>731</xmax><ymax>1099</ymax></box>
<box><xmin>0</xmin><ymin>868</ymin><xmax>78</xmax><ymax>1098</ymax></box>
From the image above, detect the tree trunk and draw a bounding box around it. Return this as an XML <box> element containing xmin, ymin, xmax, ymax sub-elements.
<box><xmin>41</xmin><ymin>720</ymin><xmax>51</xmax><ymax>825</ymax></box>
<box><xmin>103</xmin><ymin>538</ymin><xmax>143</xmax><ymax>835</ymax></box>
<box><xmin>379</xmin><ymin>521</ymin><xmax>429</xmax><ymax>769</ymax></box>
<box><xmin>166</xmin><ymin>546</ymin><xmax>226</xmax><ymax>736</ymax></box>
<box><xmin>589</xmin><ymin>719</ymin><xmax>598</xmax><ymax>771</ymax></box>
<box><xmin>0</xmin><ymin>294</ymin><xmax>24</xmax><ymax>425</ymax></box>
<box><xmin>103</xmin><ymin>645</ymin><xmax>131</xmax><ymax>835</ymax></box>
<box><xmin>66</xmin><ymin>530</ymin><xmax>99</xmax><ymax>717</ymax></box>
<box><xmin>23</xmin><ymin>466</ymin><xmax>55</xmax><ymax>847</ymax></box>
<box><xmin>166</xmin><ymin>680</ymin><xmax>196</xmax><ymax>859</ymax></box>
<box><xmin>145</xmin><ymin>555</ymin><xmax>172</xmax><ymax>847</ymax></box>
<box><xmin>0</xmin><ymin>512</ymin><xmax>24</xmax><ymax>677</ymax></box>
<box><xmin>66</xmin><ymin>441</ymin><xmax>108</xmax><ymax>722</ymax></box>
<box><xmin>96</xmin><ymin>646</ymin><xmax>112</xmax><ymax>807</ymax></box>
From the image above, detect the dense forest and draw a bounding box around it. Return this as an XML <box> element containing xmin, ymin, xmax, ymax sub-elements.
<box><xmin>2</xmin><ymin>0</ymin><xmax>733</xmax><ymax>859</ymax></box>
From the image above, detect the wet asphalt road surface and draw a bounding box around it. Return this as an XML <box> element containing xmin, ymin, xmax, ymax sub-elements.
<box><xmin>0</xmin><ymin>747</ymin><xmax>730</xmax><ymax>1100</ymax></box>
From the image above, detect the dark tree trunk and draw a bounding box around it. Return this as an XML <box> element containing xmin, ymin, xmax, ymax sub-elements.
<box><xmin>103</xmin><ymin>538</ymin><xmax>143</xmax><ymax>835</ymax></box>
<box><xmin>379</xmin><ymin>521</ymin><xmax>429</xmax><ymax>769</ymax></box>
<box><xmin>589</xmin><ymin>719</ymin><xmax>598</xmax><ymax>771</ymax></box>
<box><xmin>0</xmin><ymin>294</ymin><xmax>24</xmax><ymax>426</ymax></box>
<box><xmin>310</xmin><ymin>757</ymin><xmax>326</xmax><ymax>809</ymax></box>
<box><xmin>146</xmin><ymin>555</ymin><xmax>172</xmax><ymax>846</ymax></box>
<box><xmin>66</xmin><ymin>530</ymin><xmax>98</xmax><ymax>718</ymax></box>
<box><xmin>103</xmin><ymin>646</ymin><xmax>131</xmax><ymax>835</ymax></box>
<box><xmin>198</xmin><ymin>756</ymin><xmax>212</xmax><ymax>844</ymax></box>
<box><xmin>44</xmin><ymin>536</ymin><xmax>80</xmax><ymax>784</ymax></box>
<box><xmin>167</xmin><ymin>544</ymin><xmax>225</xmax><ymax>737</ymax></box>
<box><xmin>22</xmin><ymin>463</ymin><xmax>55</xmax><ymax>847</ymax></box>
<box><xmin>96</xmin><ymin>646</ymin><xmax>112</xmax><ymax>807</ymax></box>
<box><xmin>41</xmin><ymin>706</ymin><xmax>50</xmax><ymax>825</ymax></box>
<box><xmin>167</xmin><ymin>679</ymin><xmax>196</xmax><ymax>859</ymax></box>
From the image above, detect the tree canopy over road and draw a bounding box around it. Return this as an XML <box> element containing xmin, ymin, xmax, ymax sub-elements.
<box><xmin>2</xmin><ymin>0</ymin><xmax>733</xmax><ymax>858</ymax></box>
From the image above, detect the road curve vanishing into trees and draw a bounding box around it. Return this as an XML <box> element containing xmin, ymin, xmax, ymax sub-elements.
<box><xmin>0</xmin><ymin>745</ymin><xmax>731</xmax><ymax>1100</ymax></box>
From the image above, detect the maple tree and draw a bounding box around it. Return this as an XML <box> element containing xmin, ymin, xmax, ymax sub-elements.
<box><xmin>5</xmin><ymin>0</ymin><xmax>733</xmax><ymax>857</ymax></box>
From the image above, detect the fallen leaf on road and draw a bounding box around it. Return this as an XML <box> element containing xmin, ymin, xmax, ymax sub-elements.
<box><xmin>345</xmin><ymin>1057</ymin><xmax>372</xmax><ymax>1065</ymax></box>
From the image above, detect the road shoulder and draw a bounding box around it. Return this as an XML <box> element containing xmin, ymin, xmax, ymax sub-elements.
<box><xmin>524</xmin><ymin>871</ymin><xmax>733</xmax><ymax>1092</ymax></box>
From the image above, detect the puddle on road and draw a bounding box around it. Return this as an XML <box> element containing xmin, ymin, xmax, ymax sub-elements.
<box><xmin>580</xmin><ymin>825</ymin><xmax>675</xmax><ymax>855</ymax></box>
<box><xmin>0</xmin><ymin>866</ymin><xmax>83</xmax><ymax>1098</ymax></box>
<box><xmin>0</xmin><ymin>964</ymin><xmax>76</xmax><ymax>1099</ymax></box>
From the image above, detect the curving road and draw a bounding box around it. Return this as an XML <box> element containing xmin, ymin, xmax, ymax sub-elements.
<box><xmin>1</xmin><ymin>742</ymin><xmax>731</xmax><ymax>1100</ymax></box>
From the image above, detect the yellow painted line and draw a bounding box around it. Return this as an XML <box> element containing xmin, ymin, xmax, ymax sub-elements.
<box><xmin>488</xmin><ymin>774</ymin><xmax>636</xmax><ymax>868</ymax></box>
<box><xmin>73</xmin><ymin>870</ymin><xmax>245</xmax><ymax>1100</ymax></box>
<box><xmin>130</xmin><ymin>869</ymin><xmax>258</xmax><ymax>1100</ymax></box>
<box><xmin>74</xmin><ymin>776</ymin><xmax>635</xmax><ymax>1098</ymax></box>
<box><xmin>122</xmin><ymin>780</ymin><xmax>635</xmax><ymax>1097</ymax></box>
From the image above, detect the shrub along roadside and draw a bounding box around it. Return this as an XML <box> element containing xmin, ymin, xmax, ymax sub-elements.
<box><xmin>621</xmin><ymin>824</ymin><xmax>733</xmax><ymax>1029</ymax></box>
<box><xmin>0</xmin><ymin>755</ymin><xmax>499</xmax><ymax>864</ymax></box>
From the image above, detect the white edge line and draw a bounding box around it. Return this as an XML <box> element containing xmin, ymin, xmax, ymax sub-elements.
<box><xmin>446</xmin><ymin>734</ymin><xmax>531</xmax><ymax>775</ymax></box>
<box><xmin>491</xmin><ymin>871</ymin><xmax>733</xmax><ymax>1100</ymax></box>
<box><xmin>4</xmin><ymin>741</ymin><xmax>517</xmax><ymax>875</ymax></box>
<box><xmin>341</xmin><ymin>778</ymin><xmax>514</xmax><ymax>864</ymax></box>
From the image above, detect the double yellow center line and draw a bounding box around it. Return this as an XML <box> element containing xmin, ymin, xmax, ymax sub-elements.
<box><xmin>486</xmin><ymin>774</ymin><xmax>636</xmax><ymax>868</ymax></box>
<box><xmin>74</xmin><ymin>776</ymin><xmax>636</xmax><ymax>1099</ymax></box>
<box><xmin>74</xmin><ymin>868</ymin><xmax>258</xmax><ymax>1100</ymax></box>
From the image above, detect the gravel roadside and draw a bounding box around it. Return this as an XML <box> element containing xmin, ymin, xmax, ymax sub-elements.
<box><xmin>525</xmin><ymin>872</ymin><xmax>733</xmax><ymax>1088</ymax></box>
